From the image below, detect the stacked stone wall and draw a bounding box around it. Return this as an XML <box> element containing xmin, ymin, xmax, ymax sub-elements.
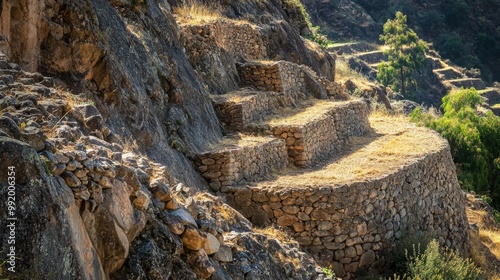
<box><xmin>212</xmin><ymin>90</ymin><xmax>284</xmax><ymax>130</ymax></box>
<box><xmin>238</xmin><ymin>61</ymin><xmax>323</xmax><ymax>105</ymax></box>
<box><xmin>196</xmin><ymin>137</ymin><xmax>287</xmax><ymax>192</ymax></box>
<box><xmin>225</xmin><ymin>144</ymin><xmax>469</xmax><ymax>278</ymax></box>
<box><xmin>211</xmin><ymin>20</ymin><xmax>266</xmax><ymax>60</ymax></box>
<box><xmin>267</xmin><ymin>100</ymin><xmax>368</xmax><ymax>166</ymax></box>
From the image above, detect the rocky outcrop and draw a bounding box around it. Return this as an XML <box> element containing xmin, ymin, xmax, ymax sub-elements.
<box><xmin>0</xmin><ymin>137</ymin><xmax>106</xmax><ymax>279</ymax></box>
<box><xmin>301</xmin><ymin>0</ymin><xmax>379</xmax><ymax>40</ymax></box>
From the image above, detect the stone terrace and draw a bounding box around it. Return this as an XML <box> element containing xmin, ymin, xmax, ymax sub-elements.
<box><xmin>238</xmin><ymin>60</ymin><xmax>328</xmax><ymax>103</ymax></box>
<box><xmin>195</xmin><ymin>135</ymin><xmax>287</xmax><ymax>192</ymax></box>
<box><xmin>248</xmin><ymin>100</ymin><xmax>369</xmax><ymax>167</ymax></box>
<box><xmin>224</xmin><ymin>115</ymin><xmax>470</xmax><ymax>278</ymax></box>
<box><xmin>211</xmin><ymin>88</ymin><xmax>285</xmax><ymax>130</ymax></box>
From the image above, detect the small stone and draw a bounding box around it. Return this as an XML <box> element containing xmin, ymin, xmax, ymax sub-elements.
<box><xmin>52</xmin><ymin>163</ymin><xmax>66</xmax><ymax>175</ymax></box>
<box><xmin>74</xmin><ymin>169</ymin><xmax>87</xmax><ymax>179</ymax></box>
<box><xmin>61</xmin><ymin>171</ymin><xmax>81</xmax><ymax>187</ymax></box>
<box><xmin>277</xmin><ymin>215</ymin><xmax>298</xmax><ymax>226</ymax></box>
<box><xmin>203</xmin><ymin>233</ymin><xmax>220</xmax><ymax>255</ymax></box>
<box><xmin>75</xmin><ymin>150</ymin><xmax>87</xmax><ymax>161</ymax></box>
<box><xmin>359</xmin><ymin>250</ymin><xmax>376</xmax><ymax>267</ymax></box>
<box><xmin>165</xmin><ymin>199</ymin><xmax>179</xmax><ymax>210</ymax></box>
<box><xmin>55</xmin><ymin>153</ymin><xmax>70</xmax><ymax>164</ymax></box>
<box><xmin>318</xmin><ymin>221</ymin><xmax>334</xmax><ymax>231</ymax></box>
<box><xmin>181</xmin><ymin>225</ymin><xmax>206</xmax><ymax>251</ymax></box>
<box><xmin>186</xmin><ymin>248</ymin><xmax>215</xmax><ymax>279</ymax></box>
<box><xmin>357</xmin><ymin>222</ymin><xmax>368</xmax><ymax>236</ymax></box>
<box><xmin>135</xmin><ymin>168</ymin><xmax>150</xmax><ymax>183</ymax></box>
<box><xmin>159</xmin><ymin>212</ymin><xmax>185</xmax><ymax>235</ymax></box>
<box><xmin>133</xmin><ymin>190</ymin><xmax>150</xmax><ymax>210</ymax></box>
<box><xmin>150</xmin><ymin>179</ymin><xmax>172</xmax><ymax>202</ymax></box>
<box><xmin>213</xmin><ymin>244</ymin><xmax>233</xmax><ymax>262</ymax></box>
<box><xmin>170</xmin><ymin>208</ymin><xmax>197</xmax><ymax>227</ymax></box>
<box><xmin>72</xmin><ymin>186</ymin><xmax>90</xmax><ymax>200</ymax></box>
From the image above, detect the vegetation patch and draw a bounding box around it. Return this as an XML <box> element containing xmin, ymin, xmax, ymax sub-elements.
<box><xmin>173</xmin><ymin>0</ymin><xmax>221</xmax><ymax>24</ymax></box>
<box><xmin>410</xmin><ymin>87</ymin><xmax>500</xmax><ymax>208</ymax></box>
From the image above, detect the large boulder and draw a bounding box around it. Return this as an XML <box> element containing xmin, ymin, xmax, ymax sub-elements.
<box><xmin>0</xmin><ymin>137</ymin><xmax>105</xmax><ymax>279</ymax></box>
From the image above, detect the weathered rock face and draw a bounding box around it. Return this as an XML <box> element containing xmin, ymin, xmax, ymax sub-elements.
<box><xmin>0</xmin><ymin>137</ymin><xmax>105</xmax><ymax>279</ymax></box>
<box><xmin>302</xmin><ymin>0</ymin><xmax>379</xmax><ymax>40</ymax></box>
<box><xmin>1</xmin><ymin>0</ymin><xmax>224</xmax><ymax>189</ymax></box>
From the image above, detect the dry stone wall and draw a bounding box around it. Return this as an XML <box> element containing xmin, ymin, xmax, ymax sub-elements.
<box><xmin>263</xmin><ymin>100</ymin><xmax>369</xmax><ymax>167</ymax></box>
<box><xmin>211</xmin><ymin>89</ymin><xmax>284</xmax><ymax>130</ymax></box>
<box><xmin>180</xmin><ymin>20</ymin><xmax>265</xmax><ymax>61</ymax></box>
<box><xmin>225</xmin><ymin>144</ymin><xmax>469</xmax><ymax>278</ymax></box>
<box><xmin>238</xmin><ymin>61</ymin><xmax>327</xmax><ymax>105</ymax></box>
<box><xmin>196</xmin><ymin>137</ymin><xmax>287</xmax><ymax>192</ymax></box>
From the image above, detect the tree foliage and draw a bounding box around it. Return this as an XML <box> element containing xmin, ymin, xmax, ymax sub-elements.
<box><xmin>410</xmin><ymin>88</ymin><xmax>500</xmax><ymax>206</ymax></box>
<box><xmin>377</xmin><ymin>12</ymin><xmax>428</xmax><ymax>100</ymax></box>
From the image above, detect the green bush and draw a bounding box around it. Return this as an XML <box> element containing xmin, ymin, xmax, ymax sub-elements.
<box><xmin>406</xmin><ymin>240</ymin><xmax>485</xmax><ymax>280</ymax></box>
<box><xmin>410</xmin><ymin>88</ymin><xmax>500</xmax><ymax>207</ymax></box>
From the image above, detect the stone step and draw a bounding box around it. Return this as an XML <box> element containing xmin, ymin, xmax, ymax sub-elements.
<box><xmin>211</xmin><ymin>88</ymin><xmax>284</xmax><ymax>131</ymax></box>
<box><xmin>195</xmin><ymin>135</ymin><xmax>287</xmax><ymax>192</ymax></box>
<box><xmin>479</xmin><ymin>87</ymin><xmax>500</xmax><ymax>106</ymax></box>
<box><xmin>327</xmin><ymin>42</ymin><xmax>376</xmax><ymax>55</ymax></box>
<box><xmin>352</xmin><ymin>50</ymin><xmax>387</xmax><ymax>65</ymax></box>
<box><xmin>446</xmin><ymin>78</ymin><xmax>486</xmax><ymax>90</ymax></box>
<box><xmin>433</xmin><ymin>67</ymin><xmax>463</xmax><ymax>80</ymax></box>
<box><xmin>248</xmin><ymin>99</ymin><xmax>370</xmax><ymax>167</ymax></box>
<box><xmin>237</xmin><ymin>60</ymin><xmax>328</xmax><ymax>103</ymax></box>
<box><xmin>225</xmin><ymin>114</ymin><xmax>469</xmax><ymax>278</ymax></box>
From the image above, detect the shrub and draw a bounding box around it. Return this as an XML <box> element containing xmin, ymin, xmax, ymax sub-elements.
<box><xmin>406</xmin><ymin>240</ymin><xmax>485</xmax><ymax>280</ymax></box>
<box><xmin>410</xmin><ymin>88</ymin><xmax>500</xmax><ymax>207</ymax></box>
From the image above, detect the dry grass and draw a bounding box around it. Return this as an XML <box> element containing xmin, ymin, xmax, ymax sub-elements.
<box><xmin>123</xmin><ymin>136</ymin><xmax>140</xmax><ymax>152</ymax></box>
<box><xmin>335</xmin><ymin>58</ymin><xmax>366</xmax><ymax>83</ymax></box>
<box><xmin>207</xmin><ymin>134</ymin><xmax>275</xmax><ymax>151</ymax></box>
<box><xmin>263</xmin><ymin>100</ymin><xmax>352</xmax><ymax>127</ymax></box>
<box><xmin>173</xmin><ymin>0</ymin><xmax>221</xmax><ymax>25</ymax></box>
<box><xmin>254</xmin><ymin>225</ymin><xmax>295</xmax><ymax>244</ymax></box>
<box><xmin>466</xmin><ymin>196</ymin><xmax>500</xmax><ymax>278</ymax></box>
<box><xmin>257</xmin><ymin>113</ymin><xmax>444</xmax><ymax>187</ymax></box>
<box><xmin>210</xmin><ymin>88</ymin><xmax>260</xmax><ymax>103</ymax></box>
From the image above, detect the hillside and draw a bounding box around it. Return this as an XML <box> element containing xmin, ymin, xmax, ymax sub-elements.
<box><xmin>0</xmin><ymin>0</ymin><xmax>497</xmax><ymax>279</ymax></box>
<box><xmin>302</xmin><ymin>0</ymin><xmax>500</xmax><ymax>84</ymax></box>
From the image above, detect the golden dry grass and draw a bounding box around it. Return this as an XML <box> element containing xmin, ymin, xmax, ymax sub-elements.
<box><xmin>466</xmin><ymin>196</ymin><xmax>500</xmax><ymax>278</ymax></box>
<box><xmin>257</xmin><ymin>113</ymin><xmax>444</xmax><ymax>187</ymax></box>
<box><xmin>207</xmin><ymin>134</ymin><xmax>275</xmax><ymax>151</ymax></box>
<box><xmin>173</xmin><ymin>0</ymin><xmax>221</xmax><ymax>25</ymax></box>
<box><xmin>335</xmin><ymin>58</ymin><xmax>367</xmax><ymax>84</ymax></box>
<box><xmin>254</xmin><ymin>225</ymin><xmax>296</xmax><ymax>244</ymax></box>
<box><xmin>264</xmin><ymin>100</ymin><xmax>351</xmax><ymax>127</ymax></box>
<box><xmin>210</xmin><ymin>88</ymin><xmax>260</xmax><ymax>103</ymax></box>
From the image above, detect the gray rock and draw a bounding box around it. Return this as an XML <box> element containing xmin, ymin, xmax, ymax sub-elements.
<box><xmin>213</xmin><ymin>245</ymin><xmax>233</xmax><ymax>262</ymax></box>
<box><xmin>170</xmin><ymin>208</ymin><xmax>198</xmax><ymax>227</ymax></box>
<box><xmin>159</xmin><ymin>212</ymin><xmax>185</xmax><ymax>235</ymax></box>
<box><xmin>359</xmin><ymin>250</ymin><xmax>376</xmax><ymax>267</ymax></box>
<box><xmin>203</xmin><ymin>233</ymin><xmax>221</xmax><ymax>255</ymax></box>
<box><xmin>61</xmin><ymin>171</ymin><xmax>82</xmax><ymax>187</ymax></box>
<box><xmin>0</xmin><ymin>116</ymin><xmax>21</xmax><ymax>139</ymax></box>
<box><xmin>0</xmin><ymin>136</ymin><xmax>106</xmax><ymax>279</ymax></box>
<box><xmin>186</xmin><ymin>249</ymin><xmax>215</xmax><ymax>279</ymax></box>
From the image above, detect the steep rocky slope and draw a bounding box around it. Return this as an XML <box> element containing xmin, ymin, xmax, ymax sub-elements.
<box><xmin>0</xmin><ymin>0</ymin><xmax>475</xmax><ymax>279</ymax></box>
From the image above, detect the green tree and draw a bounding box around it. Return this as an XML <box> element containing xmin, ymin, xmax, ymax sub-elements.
<box><xmin>377</xmin><ymin>12</ymin><xmax>427</xmax><ymax>99</ymax></box>
<box><xmin>410</xmin><ymin>88</ymin><xmax>500</xmax><ymax>207</ymax></box>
